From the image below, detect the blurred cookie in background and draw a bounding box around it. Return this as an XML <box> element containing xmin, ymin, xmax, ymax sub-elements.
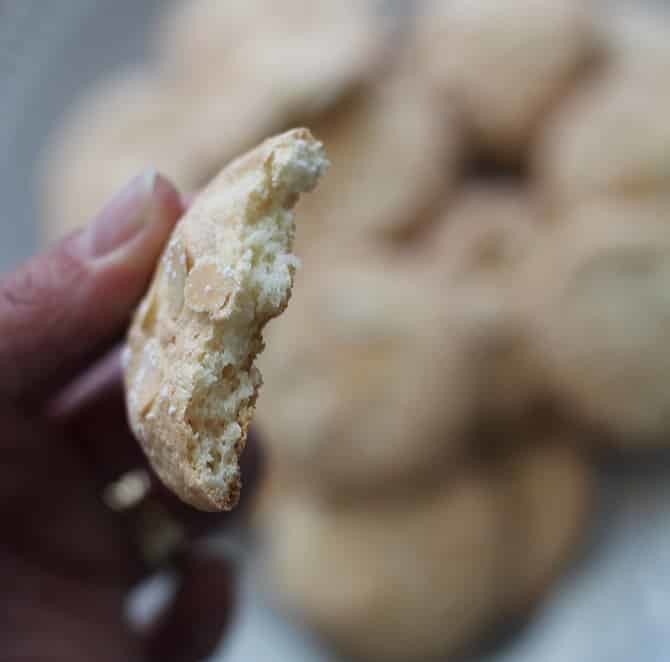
<box><xmin>412</xmin><ymin>0</ymin><xmax>598</xmax><ymax>162</ymax></box>
<box><xmin>501</xmin><ymin>439</ymin><xmax>594</xmax><ymax>613</ymax></box>
<box><xmin>150</xmin><ymin>0</ymin><xmax>393</xmax><ymax>187</ymax></box>
<box><xmin>427</xmin><ymin>186</ymin><xmax>541</xmax><ymax>421</ymax></box>
<box><xmin>38</xmin><ymin>0</ymin><xmax>392</xmax><ymax>245</ymax></box>
<box><xmin>153</xmin><ymin>0</ymin><xmax>390</xmax><ymax>117</ymax></box>
<box><xmin>256</xmin><ymin>254</ymin><xmax>475</xmax><ymax>499</ymax></box>
<box><xmin>295</xmin><ymin>72</ymin><xmax>462</xmax><ymax>248</ymax></box>
<box><xmin>535</xmin><ymin>50</ymin><xmax>670</xmax><ymax>210</ymax></box>
<box><xmin>523</xmin><ymin>199</ymin><xmax>670</xmax><ymax>447</ymax></box>
<box><xmin>255</xmin><ymin>422</ymin><xmax>595</xmax><ymax>662</ymax></box>
<box><xmin>38</xmin><ymin>70</ymin><xmax>193</xmax><ymax>244</ymax></box>
<box><xmin>39</xmin><ymin>73</ymin><xmax>297</xmax><ymax>243</ymax></box>
<box><xmin>261</xmin><ymin>472</ymin><xmax>509</xmax><ymax>662</ymax></box>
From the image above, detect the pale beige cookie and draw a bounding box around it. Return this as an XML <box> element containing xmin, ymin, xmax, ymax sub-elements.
<box><xmin>38</xmin><ymin>71</ymin><xmax>196</xmax><ymax>244</ymax></box>
<box><xmin>428</xmin><ymin>186</ymin><xmax>540</xmax><ymax>419</ymax></box>
<box><xmin>123</xmin><ymin>129</ymin><xmax>328</xmax><ymax>511</ymax></box>
<box><xmin>535</xmin><ymin>40</ymin><xmax>670</xmax><ymax>208</ymax></box>
<box><xmin>152</xmin><ymin>0</ymin><xmax>269</xmax><ymax>65</ymax></box>
<box><xmin>413</xmin><ymin>0</ymin><xmax>597</xmax><ymax>159</ymax></box>
<box><xmin>38</xmin><ymin>72</ymin><xmax>290</xmax><ymax>244</ymax></box>
<box><xmin>41</xmin><ymin>1</ymin><xmax>386</xmax><ymax>246</ymax></box>
<box><xmin>262</xmin><ymin>474</ymin><xmax>508</xmax><ymax>662</ymax></box>
<box><xmin>39</xmin><ymin>73</ymin><xmax>290</xmax><ymax>245</ymax></box>
<box><xmin>255</xmin><ymin>252</ymin><xmax>474</xmax><ymax>498</ymax></box>
<box><xmin>432</xmin><ymin>186</ymin><xmax>538</xmax><ymax>293</ymax></box>
<box><xmin>523</xmin><ymin>199</ymin><xmax>670</xmax><ymax>446</ymax></box>
<box><xmin>295</xmin><ymin>73</ymin><xmax>462</xmax><ymax>245</ymax></box>
<box><xmin>502</xmin><ymin>440</ymin><xmax>593</xmax><ymax>612</ymax></box>
<box><xmin>153</xmin><ymin>0</ymin><xmax>388</xmax><ymax>126</ymax></box>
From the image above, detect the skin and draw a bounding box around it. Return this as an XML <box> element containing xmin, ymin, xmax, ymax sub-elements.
<box><xmin>0</xmin><ymin>173</ymin><xmax>258</xmax><ymax>661</ymax></box>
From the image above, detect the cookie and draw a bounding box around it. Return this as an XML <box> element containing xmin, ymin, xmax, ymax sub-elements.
<box><xmin>38</xmin><ymin>71</ymin><xmax>196</xmax><ymax>244</ymax></box>
<box><xmin>535</xmin><ymin>60</ymin><xmax>670</xmax><ymax>208</ymax></box>
<box><xmin>413</xmin><ymin>0</ymin><xmax>597</xmax><ymax>160</ymax></box>
<box><xmin>523</xmin><ymin>199</ymin><xmax>670</xmax><ymax>446</ymax></box>
<box><xmin>429</xmin><ymin>186</ymin><xmax>540</xmax><ymax>419</ymax></box>
<box><xmin>502</xmin><ymin>440</ymin><xmax>593</xmax><ymax>612</ymax></box>
<box><xmin>40</xmin><ymin>1</ymin><xmax>385</xmax><ymax>246</ymax></box>
<box><xmin>39</xmin><ymin>72</ymin><xmax>292</xmax><ymax>245</ymax></box>
<box><xmin>153</xmin><ymin>0</ymin><xmax>388</xmax><ymax>134</ymax></box>
<box><xmin>123</xmin><ymin>129</ymin><xmax>328</xmax><ymax>511</ymax></box>
<box><xmin>255</xmin><ymin>252</ymin><xmax>474</xmax><ymax>498</ymax></box>
<box><xmin>295</xmin><ymin>73</ymin><xmax>462</xmax><ymax>246</ymax></box>
<box><xmin>262</xmin><ymin>474</ymin><xmax>508</xmax><ymax>662</ymax></box>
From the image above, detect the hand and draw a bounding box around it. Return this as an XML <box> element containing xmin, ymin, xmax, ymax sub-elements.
<box><xmin>0</xmin><ymin>173</ymin><xmax>256</xmax><ymax>662</ymax></box>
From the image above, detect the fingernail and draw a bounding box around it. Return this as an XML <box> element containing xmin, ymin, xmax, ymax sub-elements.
<box><xmin>84</xmin><ymin>168</ymin><xmax>158</xmax><ymax>258</ymax></box>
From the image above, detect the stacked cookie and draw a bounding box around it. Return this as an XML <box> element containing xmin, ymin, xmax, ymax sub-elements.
<box><xmin>38</xmin><ymin>0</ymin><xmax>388</xmax><ymax>243</ymax></box>
<box><xmin>39</xmin><ymin>0</ymin><xmax>670</xmax><ymax>660</ymax></box>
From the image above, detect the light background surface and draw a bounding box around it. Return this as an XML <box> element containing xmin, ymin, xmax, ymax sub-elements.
<box><xmin>1</xmin><ymin>2</ymin><xmax>669</xmax><ymax>661</ymax></box>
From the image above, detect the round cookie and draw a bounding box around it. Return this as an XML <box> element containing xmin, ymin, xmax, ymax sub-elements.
<box><xmin>295</xmin><ymin>73</ymin><xmax>462</xmax><ymax>246</ymax></box>
<box><xmin>428</xmin><ymin>186</ymin><xmax>541</xmax><ymax>419</ymax></box>
<box><xmin>152</xmin><ymin>0</ymin><xmax>270</xmax><ymax>67</ymax></box>
<box><xmin>432</xmin><ymin>186</ymin><xmax>538</xmax><ymax>294</ymax></box>
<box><xmin>123</xmin><ymin>129</ymin><xmax>328</xmax><ymax>511</ymax></box>
<box><xmin>39</xmin><ymin>70</ymin><xmax>297</xmax><ymax>245</ymax></box>
<box><xmin>535</xmin><ymin>51</ymin><xmax>670</xmax><ymax>208</ymax></box>
<box><xmin>413</xmin><ymin>0</ymin><xmax>597</xmax><ymax>160</ymax></box>
<box><xmin>522</xmin><ymin>199</ymin><xmax>670</xmax><ymax>446</ymax></box>
<box><xmin>40</xmin><ymin>1</ymin><xmax>388</xmax><ymax>247</ymax></box>
<box><xmin>255</xmin><ymin>252</ymin><xmax>475</xmax><ymax>499</ymax></box>
<box><xmin>262</xmin><ymin>474</ymin><xmax>508</xmax><ymax>662</ymax></box>
<box><xmin>501</xmin><ymin>440</ymin><xmax>593</xmax><ymax>612</ymax></box>
<box><xmin>38</xmin><ymin>71</ymin><xmax>195</xmax><ymax>244</ymax></box>
<box><xmin>153</xmin><ymin>0</ymin><xmax>388</xmax><ymax>119</ymax></box>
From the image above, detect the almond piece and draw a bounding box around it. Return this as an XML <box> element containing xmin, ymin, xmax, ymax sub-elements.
<box><xmin>165</xmin><ymin>237</ymin><xmax>188</xmax><ymax>320</ymax></box>
<box><xmin>135</xmin><ymin>341</ymin><xmax>163</xmax><ymax>416</ymax></box>
<box><xmin>184</xmin><ymin>258</ymin><xmax>237</xmax><ymax>316</ymax></box>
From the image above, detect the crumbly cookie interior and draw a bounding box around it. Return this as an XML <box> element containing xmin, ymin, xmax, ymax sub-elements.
<box><xmin>186</xmin><ymin>206</ymin><xmax>300</xmax><ymax>482</ymax></box>
<box><xmin>184</xmin><ymin>139</ymin><xmax>328</xmax><ymax>488</ymax></box>
<box><xmin>125</xmin><ymin>131</ymin><xmax>328</xmax><ymax>508</ymax></box>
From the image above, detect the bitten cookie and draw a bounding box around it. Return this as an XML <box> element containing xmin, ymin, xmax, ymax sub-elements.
<box><xmin>123</xmin><ymin>129</ymin><xmax>328</xmax><ymax>510</ymax></box>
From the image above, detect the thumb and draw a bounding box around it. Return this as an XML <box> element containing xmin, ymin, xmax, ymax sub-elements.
<box><xmin>0</xmin><ymin>170</ymin><xmax>183</xmax><ymax>405</ymax></box>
